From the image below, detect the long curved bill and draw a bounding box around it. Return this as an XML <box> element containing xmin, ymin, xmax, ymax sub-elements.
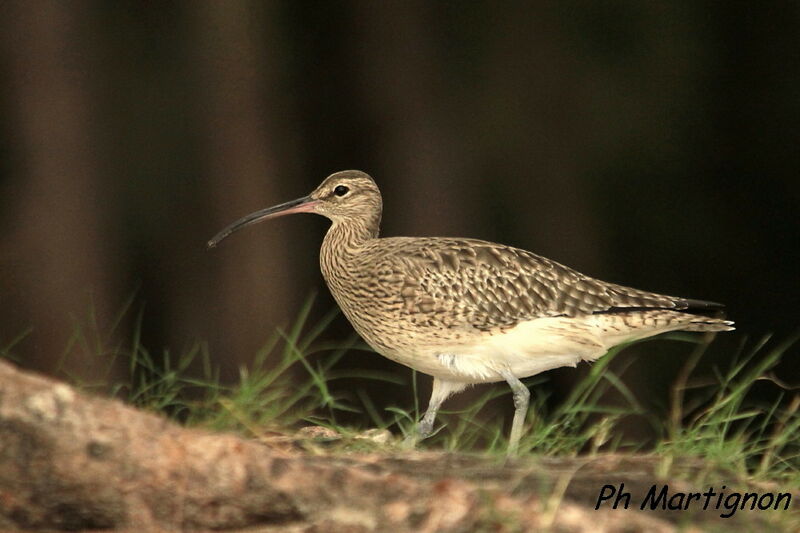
<box><xmin>207</xmin><ymin>195</ymin><xmax>317</xmax><ymax>248</ymax></box>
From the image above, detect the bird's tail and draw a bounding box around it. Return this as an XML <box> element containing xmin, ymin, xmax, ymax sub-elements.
<box><xmin>679</xmin><ymin>315</ymin><xmax>735</xmax><ymax>332</ymax></box>
<box><xmin>590</xmin><ymin>309</ymin><xmax>734</xmax><ymax>348</ymax></box>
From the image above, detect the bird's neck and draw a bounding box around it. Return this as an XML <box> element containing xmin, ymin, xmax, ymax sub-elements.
<box><xmin>320</xmin><ymin>218</ymin><xmax>379</xmax><ymax>278</ymax></box>
<box><xmin>325</xmin><ymin>214</ymin><xmax>379</xmax><ymax>246</ymax></box>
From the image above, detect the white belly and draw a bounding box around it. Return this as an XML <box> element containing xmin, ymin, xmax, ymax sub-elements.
<box><xmin>432</xmin><ymin>350</ymin><xmax>586</xmax><ymax>383</ymax></box>
<box><xmin>375</xmin><ymin>312</ymin><xmax>690</xmax><ymax>383</ymax></box>
<box><xmin>417</xmin><ymin>311</ymin><xmax>690</xmax><ymax>383</ymax></box>
<box><xmin>390</xmin><ymin>316</ymin><xmax>603</xmax><ymax>383</ymax></box>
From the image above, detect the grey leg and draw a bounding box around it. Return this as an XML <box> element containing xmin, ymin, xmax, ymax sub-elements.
<box><xmin>417</xmin><ymin>402</ymin><xmax>440</xmax><ymax>439</ymax></box>
<box><xmin>500</xmin><ymin>370</ymin><xmax>530</xmax><ymax>455</ymax></box>
<box><xmin>404</xmin><ymin>378</ymin><xmax>466</xmax><ymax>446</ymax></box>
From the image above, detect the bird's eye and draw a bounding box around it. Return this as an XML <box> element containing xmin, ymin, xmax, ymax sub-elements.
<box><xmin>334</xmin><ymin>185</ymin><xmax>349</xmax><ymax>197</ymax></box>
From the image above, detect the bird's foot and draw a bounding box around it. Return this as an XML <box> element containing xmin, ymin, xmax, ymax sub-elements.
<box><xmin>401</xmin><ymin>434</ymin><xmax>419</xmax><ymax>449</ymax></box>
<box><xmin>401</xmin><ymin>418</ymin><xmax>437</xmax><ymax>449</ymax></box>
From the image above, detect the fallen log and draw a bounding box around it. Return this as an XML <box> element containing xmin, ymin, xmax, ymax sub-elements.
<box><xmin>0</xmin><ymin>360</ymin><xmax>783</xmax><ymax>531</ymax></box>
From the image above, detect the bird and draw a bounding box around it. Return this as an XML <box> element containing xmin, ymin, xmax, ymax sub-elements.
<box><xmin>208</xmin><ymin>170</ymin><xmax>733</xmax><ymax>454</ymax></box>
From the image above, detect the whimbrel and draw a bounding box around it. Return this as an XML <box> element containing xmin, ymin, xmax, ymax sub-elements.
<box><xmin>209</xmin><ymin>170</ymin><xmax>733</xmax><ymax>453</ymax></box>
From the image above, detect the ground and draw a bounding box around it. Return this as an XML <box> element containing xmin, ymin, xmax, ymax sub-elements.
<box><xmin>1</xmin><ymin>359</ymin><xmax>796</xmax><ymax>532</ymax></box>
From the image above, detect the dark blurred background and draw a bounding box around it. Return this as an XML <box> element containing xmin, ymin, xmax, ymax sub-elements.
<box><xmin>1</xmin><ymin>1</ymin><xmax>797</xmax><ymax>435</ymax></box>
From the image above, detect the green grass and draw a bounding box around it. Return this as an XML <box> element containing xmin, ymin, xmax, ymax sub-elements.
<box><xmin>658</xmin><ymin>334</ymin><xmax>800</xmax><ymax>486</ymax></box>
<box><xmin>0</xmin><ymin>326</ymin><xmax>31</xmax><ymax>363</ymax></box>
<box><xmin>3</xmin><ymin>297</ymin><xmax>798</xmax><ymax>485</ymax></box>
<box><xmin>113</xmin><ymin>295</ymin><xmax>393</xmax><ymax>434</ymax></box>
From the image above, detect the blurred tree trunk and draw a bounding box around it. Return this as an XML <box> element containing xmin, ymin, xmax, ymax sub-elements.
<box><xmin>347</xmin><ymin>0</ymin><xmax>481</xmax><ymax>414</ymax></box>
<box><xmin>480</xmin><ymin>6</ymin><xmax>604</xmax><ymax>274</ymax></box>
<box><xmin>351</xmin><ymin>1</ymin><xmax>475</xmax><ymax>239</ymax></box>
<box><xmin>0</xmin><ymin>0</ymin><xmax>121</xmax><ymax>383</ymax></box>
<box><xmin>187</xmin><ymin>1</ymin><xmax>298</xmax><ymax>367</ymax></box>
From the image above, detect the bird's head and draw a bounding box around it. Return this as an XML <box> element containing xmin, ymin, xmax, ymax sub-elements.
<box><xmin>207</xmin><ymin>170</ymin><xmax>382</xmax><ymax>248</ymax></box>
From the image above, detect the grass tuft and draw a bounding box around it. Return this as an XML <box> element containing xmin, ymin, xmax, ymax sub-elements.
<box><xmin>659</xmin><ymin>333</ymin><xmax>800</xmax><ymax>484</ymax></box>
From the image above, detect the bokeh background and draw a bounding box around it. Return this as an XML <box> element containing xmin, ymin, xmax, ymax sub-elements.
<box><xmin>1</xmin><ymin>1</ymin><xmax>797</xmax><ymax>438</ymax></box>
